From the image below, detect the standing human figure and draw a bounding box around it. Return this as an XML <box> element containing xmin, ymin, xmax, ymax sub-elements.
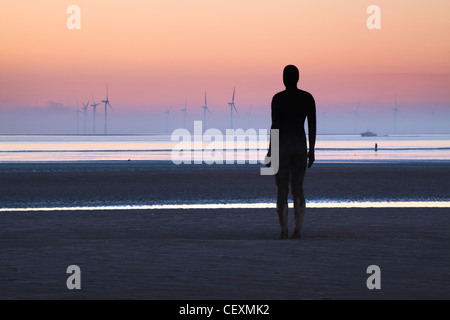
<box><xmin>267</xmin><ymin>65</ymin><xmax>316</xmax><ymax>239</ymax></box>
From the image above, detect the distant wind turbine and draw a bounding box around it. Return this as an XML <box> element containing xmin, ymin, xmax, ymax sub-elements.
<box><xmin>393</xmin><ymin>96</ymin><xmax>400</xmax><ymax>134</ymax></box>
<box><xmin>181</xmin><ymin>99</ymin><xmax>188</xmax><ymax>129</ymax></box>
<box><xmin>246</xmin><ymin>107</ymin><xmax>252</xmax><ymax>128</ymax></box>
<box><xmin>431</xmin><ymin>108</ymin><xmax>436</xmax><ymax>134</ymax></box>
<box><xmin>81</xmin><ymin>100</ymin><xmax>90</xmax><ymax>135</ymax></box>
<box><xmin>75</xmin><ymin>101</ymin><xmax>81</xmax><ymax>134</ymax></box>
<box><xmin>202</xmin><ymin>92</ymin><xmax>211</xmax><ymax>128</ymax></box>
<box><xmin>164</xmin><ymin>108</ymin><xmax>171</xmax><ymax>133</ymax></box>
<box><xmin>228</xmin><ymin>87</ymin><xmax>238</xmax><ymax>129</ymax></box>
<box><xmin>102</xmin><ymin>84</ymin><xmax>113</xmax><ymax>134</ymax></box>
<box><xmin>322</xmin><ymin>110</ymin><xmax>328</xmax><ymax>133</ymax></box>
<box><xmin>90</xmin><ymin>95</ymin><xmax>101</xmax><ymax>134</ymax></box>
<box><xmin>350</xmin><ymin>101</ymin><xmax>360</xmax><ymax>134</ymax></box>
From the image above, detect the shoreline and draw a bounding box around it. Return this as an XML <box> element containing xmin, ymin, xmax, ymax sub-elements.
<box><xmin>1</xmin><ymin>159</ymin><xmax>450</xmax><ymax>171</ymax></box>
<box><xmin>1</xmin><ymin>163</ymin><xmax>449</xmax><ymax>208</ymax></box>
<box><xmin>2</xmin><ymin>200</ymin><xmax>450</xmax><ymax>213</ymax></box>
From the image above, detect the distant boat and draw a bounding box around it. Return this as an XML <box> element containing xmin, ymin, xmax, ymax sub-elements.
<box><xmin>361</xmin><ymin>130</ymin><xmax>377</xmax><ymax>137</ymax></box>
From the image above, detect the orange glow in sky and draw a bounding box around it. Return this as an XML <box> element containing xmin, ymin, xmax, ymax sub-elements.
<box><xmin>1</xmin><ymin>0</ymin><xmax>449</xmax><ymax>113</ymax></box>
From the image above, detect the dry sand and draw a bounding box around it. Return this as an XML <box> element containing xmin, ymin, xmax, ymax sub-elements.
<box><xmin>0</xmin><ymin>163</ymin><xmax>449</xmax><ymax>300</ymax></box>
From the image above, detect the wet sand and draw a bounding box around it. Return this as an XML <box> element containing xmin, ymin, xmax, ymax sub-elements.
<box><xmin>1</xmin><ymin>162</ymin><xmax>450</xmax><ymax>208</ymax></box>
<box><xmin>0</xmin><ymin>163</ymin><xmax>449</xmax><ymax>299</ymax></box>
<box><xmin>0</xmin><ymin>208</ymin><xmax>449</xmax><ymax>300</ymax></box>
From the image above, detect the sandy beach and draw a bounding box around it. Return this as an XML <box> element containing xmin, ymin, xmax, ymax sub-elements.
<box><xmin>0</xmin><ymin>162</ymin><xmax>449</xmax><ymax>300</ymax></box>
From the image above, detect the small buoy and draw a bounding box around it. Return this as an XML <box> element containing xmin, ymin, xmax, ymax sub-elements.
<box><xmin>375</xmin><ymin>143</ymin><xmax>378</xmax><ymax>152</ymax></box>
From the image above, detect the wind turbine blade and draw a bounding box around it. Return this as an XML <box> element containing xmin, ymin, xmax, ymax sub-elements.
<box><xmin>204</xmin><ymin>92</ymin><xmax>207</xmax><ymax>106</ymax></box>
<box><xmin>108</xmin><ymin>102</ymin><xmax>113</xmax><ymax>110</ymax></box>
<box><xmin>233</xmin><ymin>104</ymin><xmax>238</xmax><ymax>115</ymax></box>
<box><xmin>206</xmin><ymin>106</ymin><xmax>211</xmax><ymax>114</ymax></box>
<box><xmin>232</xmin><ymin>87</ymin><xmax>235</xmax><ymax>103</ymax></box>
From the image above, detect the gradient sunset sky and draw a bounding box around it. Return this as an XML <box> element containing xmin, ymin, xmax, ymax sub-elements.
<box><xmin>0</xmin><ymin>0</ymin><xmax>449</xmax><ymax>132</ymax></box>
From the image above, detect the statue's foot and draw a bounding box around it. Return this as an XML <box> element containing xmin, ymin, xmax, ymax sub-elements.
<box><xmin>290</xmin><ymin>230</ymin><xmax>302</xmax><ymax>239</ymax></box>
<box><xmin>276</xmin><ymin>232</ymin><xmax>289</xmax><ymax>240</ymax></box>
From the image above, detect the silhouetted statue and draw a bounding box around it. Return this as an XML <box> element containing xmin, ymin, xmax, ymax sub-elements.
<box><xmin>267</xmin><ymin>65</ymin><xmax>316</xmax><ymax>239</ymax></box>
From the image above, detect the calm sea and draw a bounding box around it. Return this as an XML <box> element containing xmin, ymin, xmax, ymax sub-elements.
<box><xmin>0</xmin><ymin>133</ymin><xmax>449</xmax><ymax>163</ymax></box>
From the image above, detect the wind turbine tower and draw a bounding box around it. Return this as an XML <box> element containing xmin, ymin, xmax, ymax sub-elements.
<box><xmin>102</xmin><ymin>84</ymin><xmax>112</xmax><ymax>134</ymax></box>
<box><xmin>82</xmin><ymin>100</ymin><xmax>90</xmax><ymax>135</ymax></box>
<box><xmin>164</xmin><ymin>108</ymin><xmax>171</xmax><ymax>133</ymax></box>
<box><xmin>75</xmin><ymin>101</ymin><xmax>81</xmax><ymax>134</ymax></box>
<box><xmin>201</xmin><ymin>92</ymin><xmax>210</xmax><ymax>128</ymax></box>
<box><xmin>246</xmin><ymin>107</ymin><xmax>252</xmax><ymax>128</ymax></box>
<box><xmin>431</xmin><ymin>108</ymin><xmax>436</xmax><ymax>134</ymax></box>
<box><xmin>352</xmin><ymin>101</ymin><xmax>360</xmax><ymax>134</ymax></box>
<box><xmin>91</xmin><ymin>95</ymin><xmax>101</xmax><ymax>134</ymax></box>
<box><xmin>181</xmin><ymin>99</ymin><xmax>188</xmax><ymax>129</ymax></box>
<box><xmin>393</xmin><ymin>96</ymin><xmax>400</xmax><ymax>134</ymax></box>
<box><xmin>228</xmin><ymin>87</ymin><xmax>238</xmax><ymax>129</ymax></box>
<box><xmin>322</xmin><ymin>111</ymin><xmax>328</xmax><ymax>133</ymax></box>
